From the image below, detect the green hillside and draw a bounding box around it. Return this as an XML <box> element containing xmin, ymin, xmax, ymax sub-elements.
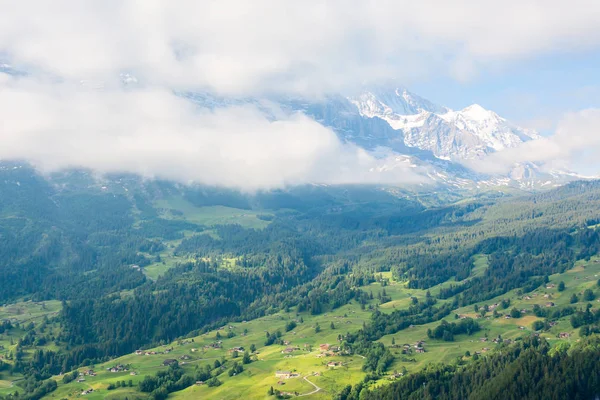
<box><xmin>2</xmin><ymin>166</ymin><xmax>600</xmax><ymax>399</ymax></box>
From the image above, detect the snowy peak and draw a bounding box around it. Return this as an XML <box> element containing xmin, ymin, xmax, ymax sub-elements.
<box><xmin>348</xmin><ymin>86</ymin><xmax>541</xmax><ymax>161</ymax></box>
<box><xmin>348</xmin><ymin>86</ymin><xmax>448</xmax><ymax>119</ymax></box>
<box><xmin>439</xmin><ymin>105</ymin><xmax>528</xmax><ymax>153</ymax></box>
<box><xmin>175</xmin><ymin>85</ymin><xmax>571</xmax><ymax>191</ymax></box>
<box><xmin>461</xmin><ymin>104</ymin><xmax>491</xmax><ymax>120</ymax></box>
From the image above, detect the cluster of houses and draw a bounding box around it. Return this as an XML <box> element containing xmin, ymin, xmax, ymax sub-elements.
<box><xmin>522</xmin><ymin>292</ymin><xmax>557</xmax><ymax>308</ymax></box>
<box><xmin>282</xmin><ymin>345</ymin><xmax>300</xmax><ymax>354</ymax></box>
<box><xmin>315</xmin><ymin>343</ymin><xmax>343</xmax><ymax>358</ymax></box>
<box><xmin>203</xmin><ymin>341</ymin><xmax>223</xmax><ymax>350</ymax></box>
<box><xmin>275</xmin><ymin>370</ymin><xmax>300</xmax><ymax>380</ymax></box>
<box><xmin>478</xmin><ymin>337</ymin><xmax>512</xmax><ymax>344</ymax></box>
<box><xmin>80</xmin><ymin>388</ymin><xmax>94</xmax><ymax>395</ymax></box>
<box><xmin>135</xmin><ymin>347</ymin><xmax>174</xmax><ymax>356</ymax></box>
<box><xmin>389</xmin><ymin>371</ymin><xmax>404</xmax><ymax>380</ymax></box>
<box><xmin>396</xmin><ymin>340</ymin><xmax>426</xmax><ymax>354</ymax></box>
<box><xmin>106</xmin><ymin>364</ymin><xmax>128</xmax><ymax>373</ymax></box>
<box><xmin>229</xmin><ymin>346</ymin><xmax>245</xmax><ymax>354</ymax></box>
<box><xmin>80</xmin><ymin>369</ymin><xmax>96</xmax><ymax>377</ymax></box>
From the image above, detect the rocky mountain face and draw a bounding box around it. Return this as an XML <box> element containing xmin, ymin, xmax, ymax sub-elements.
<box><xmin>347</xmin><ymin>87</ymin><xmax>540</xmax><ymax>161</ymax></box>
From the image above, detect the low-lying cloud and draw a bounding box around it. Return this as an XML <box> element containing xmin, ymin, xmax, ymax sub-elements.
<box><xmin>0</xmin><ymin>75</ymin><xmax>426</xmax><ymax>190</ymax></box>
<box><xmin>468</xmin><ymin>108</ymin><xmax>600</xmax><ymax>176</ymax></box>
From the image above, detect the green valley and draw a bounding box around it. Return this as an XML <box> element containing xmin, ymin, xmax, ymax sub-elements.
<box><xmin>2</xmin><ymin>166</ymin><xmax>600</xmax><ymax>399</ymax></box>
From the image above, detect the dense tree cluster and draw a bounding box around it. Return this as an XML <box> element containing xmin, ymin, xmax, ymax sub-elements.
<box><xmin>427</xmin><ymin>318</ymin><xmax>480</xmax><ymax>341</ymax></box>
<box><xmin>339</xmin><ymin>337</ymin><xmax>600</xmax><ymax>400</ymax></box>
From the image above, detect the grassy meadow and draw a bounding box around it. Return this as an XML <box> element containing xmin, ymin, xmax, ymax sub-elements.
<box><xmin>137</xmin><ymin>197</ymin><xmax>274</xmax><ymax>280</ymax></box>
<box><xmin>40</xmin><ymin>255</ymin><xmax>600</xmax><ymax>399</ymax></box>
<box><xmin>155</xmin><ymin>197</ymin><xmax>272</xmax><ymax>230</ymax></box>
<box><xmin>0</xmin><ymin>301</ymin><xmax>63</xmax><ymax>397</ymax></box>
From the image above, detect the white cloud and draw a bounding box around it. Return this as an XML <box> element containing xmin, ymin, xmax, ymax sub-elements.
<box><xmin>1</xmin><ymin>0</ymin><xmax>599</xmax><ymax>95</ymax></box>
<box><xmin>1</xmin><ymin>1</ymin><xmax>600</xmax><ymax>187</ymax></box>
<box><xmin>468</xmin><ymin>108</ymin><xmax>600</xmax><ymax>175</ymax></box>
<box><xmin>0</xmin><ymin>75</ymin><xmax>426</xmax><ymax>190</ymax></box>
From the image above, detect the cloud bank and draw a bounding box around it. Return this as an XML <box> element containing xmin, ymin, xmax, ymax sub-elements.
<box><xmin>2</xmin><ymin>0</ymin><xmax>600</xmax><ymax>95</ymax></box>
<box><xmin>0</xmin><ymin>75</ymin><xmax>426</xmax><ymax>190</ymax></box>
<box><xmin>468</xmin><ymin>108</ymin><xmax>600</xmax><ymax>176</ymax></box>
<box><xmin>1</xmin><ymin>1</ymin><xmax>600</xmax><ymax>188</ymax></box>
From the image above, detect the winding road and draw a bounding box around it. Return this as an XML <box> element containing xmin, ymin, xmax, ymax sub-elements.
<box><xmin>298</xmin><ymin>376</ymin><xmax>322</xmax><ymax>397</ymax></box>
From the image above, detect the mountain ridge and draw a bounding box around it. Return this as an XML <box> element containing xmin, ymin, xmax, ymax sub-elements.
<box><xmin>348</xmin><ymin>87</ymin><xmax>540</xmax><ymax>161</ymax></box>
<box><xmin>0</xmin><ymin>63</ymin><xmax>588</xmax><ymax>190</ymax></box>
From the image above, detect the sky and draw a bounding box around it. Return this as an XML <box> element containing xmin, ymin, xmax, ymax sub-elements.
<box><xmin>1</xmin><ymin>0</ymin><xmax>600</xmax><ymax>188</ymax></box>
<box><xmin>412</xmin><ymin>51</ymin><xmax>600</xmax><ymax>133</ymax></box>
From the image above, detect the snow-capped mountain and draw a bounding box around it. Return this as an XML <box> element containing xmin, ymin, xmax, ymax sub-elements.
<box><xmin>0</xmin><ymin>61</ymin><xmax>587</xmax><ymax>191</ymax></box>
<box><xmin>276</xmin><ymin>86</ymin><xmax>583</xmax><ymax>190</ymax></box>
<box><xmin>348</xmin><ymin>88</ymin><xmax>540</xmax><ymax>161</ymax></box>
<box><xmin>107</xmin><ymin>83</ymin><xmax>594</xmax><ymax>189</ymax></box>
<box><xmin>349</xmin><ymin>86</ymin><xmax>448</xmax><ymax>117</ymax></box>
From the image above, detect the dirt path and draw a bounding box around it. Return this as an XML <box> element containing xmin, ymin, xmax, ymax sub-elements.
<box><xmin>298</xmin><ymin>376</ymin><xmax>322</xmax><ymax>397</ymax></box>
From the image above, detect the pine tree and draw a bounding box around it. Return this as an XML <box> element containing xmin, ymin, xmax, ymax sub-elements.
<box><xmin>584</xmin><ymin>289</ymin><xmax>596</xmax><ymax>301</ymax></box>
<box><xmin>571</xmin><ymin>293</ymin><xmax>579</xmax><ymax>304</ymax></box>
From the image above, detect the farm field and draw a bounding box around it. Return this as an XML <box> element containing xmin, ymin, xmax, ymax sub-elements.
<box><xmin>0</xmin><ymin>301</ymin><xmax>62</xmax><ymax>324</ymax></box>
<box><xmin>0</xmin><ymin>301</ymin><xmax>63</xmax><ymax>397</ymax></box>
<box><xmin>155</xmin><ymin>197</ymin><xmax>273</xmax><ymax>230</ymax></box>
